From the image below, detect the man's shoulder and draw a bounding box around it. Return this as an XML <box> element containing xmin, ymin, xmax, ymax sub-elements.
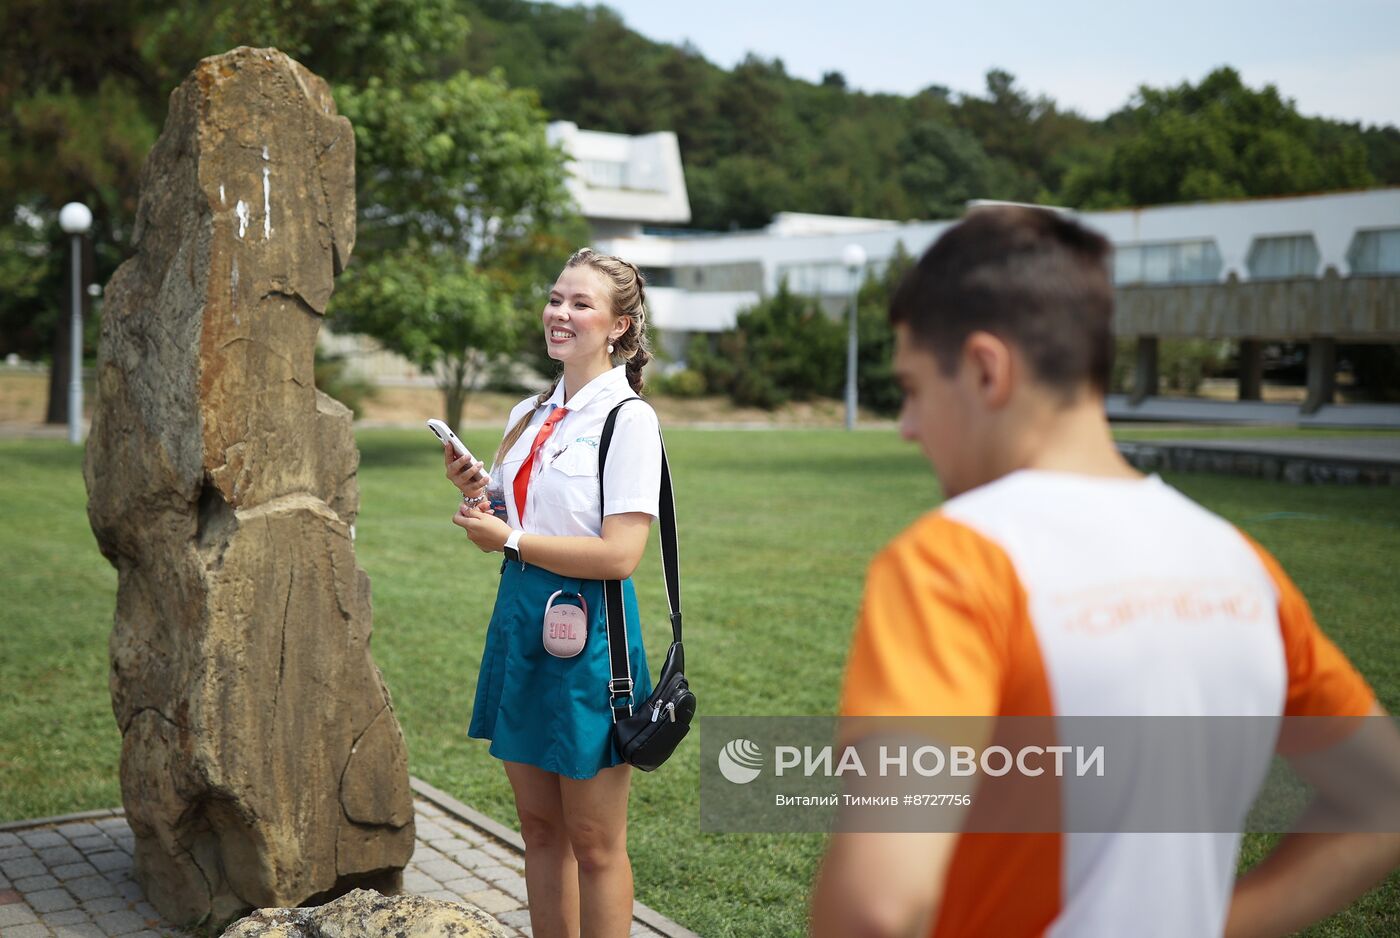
<box><xmin>878</xmin><ymin>509</ymin><xmax>1013</xmax><ymax>579</ymax></box>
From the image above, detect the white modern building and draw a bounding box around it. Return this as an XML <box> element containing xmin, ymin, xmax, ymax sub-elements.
<box><xmin>596</xmin><ymin>188</ymin><xmax>1400</xmax><ymax>360</ymax></box>
<box><xmin>328</xmin><ymin>119</ymin><xmax>1400</xmax><ymax>415</ymax></box>
<box><xmin>546</xmin><ymin>121</ymin><xmax>691</xmax><ymax>239</ymax></box>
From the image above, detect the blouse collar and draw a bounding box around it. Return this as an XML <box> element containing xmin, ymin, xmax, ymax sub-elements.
<box><xmin>546</xmin><ymin>365</ymin><xmax>629</xmax><ymax>413</ymax></box>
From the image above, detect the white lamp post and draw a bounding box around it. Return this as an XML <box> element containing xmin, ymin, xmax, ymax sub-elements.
<box><xmin>841</xmin><ymin>244</ymin><xmax>866</xmax><ymax>431</ymax></box>
<box><xmin>59</xmin><ymin>202</ymin><xmax>92</xmax><ymax>444</ymax></box>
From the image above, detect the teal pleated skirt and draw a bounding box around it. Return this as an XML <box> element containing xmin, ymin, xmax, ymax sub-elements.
<box><xmin>469</xmin><ymin>559</ymin><xmax>652</xmax><ymax>779</ymax></box>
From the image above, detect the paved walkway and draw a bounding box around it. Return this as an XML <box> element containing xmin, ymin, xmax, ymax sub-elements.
<box><xmin>0</xmin><ymin>778</ymin><xmax>692</xmax><ymax>938</ymax></box>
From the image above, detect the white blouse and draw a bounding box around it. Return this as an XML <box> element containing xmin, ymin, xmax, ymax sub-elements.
<box><xmin>493</xmin><ymin>366</ymin><xmax>661</xmax><ymax>538</ymax></box>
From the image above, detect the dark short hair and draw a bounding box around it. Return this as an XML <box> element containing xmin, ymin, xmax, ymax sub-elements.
<box><xmin>889</xmin><ymin>206</ymin><xmax>1115</xmax><ymax>396</ymax></box>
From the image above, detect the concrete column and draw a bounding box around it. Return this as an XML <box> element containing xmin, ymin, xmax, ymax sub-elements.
<box><xmin>1303</xmin><ymin>338</ymin><xmax>1336</xmax><ymax>415</ymax></box>
<box><xmin>1238</xmin><ymin>339</ymin><xmax>1263</xmax><ymax>401</ymax></box>
<box><xmin>1130</xmin><ymin>336</ymin><xmax>1159</xmax><ymax>405</ymax></box>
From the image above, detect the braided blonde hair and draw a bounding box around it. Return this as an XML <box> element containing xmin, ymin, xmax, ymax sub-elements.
<box><xmin>492</xmin><ymin>248</ymin><xmax>651</xmax><ymax>469</ymax></box>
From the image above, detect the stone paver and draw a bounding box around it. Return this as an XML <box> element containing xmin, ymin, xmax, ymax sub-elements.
<box><xmin>14</xmin><ymin>872</ymin><xmax>60</xmax><ymax>893</ymax></box>
<box><xmin>87</xmin><ymin>851</ymin><xmax>128</xmax><ymax>874</ymax></box>
<box><xmin>70</xmin><ymin>835</ymin><xmax>114</xmax><ymax>852</ymax></box>
<box><xmin>441</xmin><ymin>875</ymin><xmax>488</xmax><ymax>896</ymax></box>
<box><xmin>53</xmin><ymin>861</ymin><xmax>100</xmax><ymax>881</ymax></box>
<box><xmin>28</xmin><ymin>885</ymin><xmax>78</xmax><ymax>913</ymax></box>
<box><xmin>463</xmin><ymin>887</ymin><xmax>520</xmax><ymax>915</ymax></box>
<box><xmin>416</xmin><ymin>857</ymin><xmax>469</xmax><ymax>883</ymax></box>
<box><xmin>67</xmin><ymin>874</ymin><xmax>116</xmax><ymax>901</ymax></box>
<box><xmin>1</xmin><ymin>792</ymin><xmax>696</xmax><ymax>938</ymax></box>
<box><xmin>0</xmin><ymin>901</ymin><xmax>39</xmax><ymax>926</ymax></box>
<box><xmin>53</xmin><ymin>924</ymin><xmax>106</xmax><ymax>937</ymax></box>
<box><xmin>4</xmin><ymin>923</ymin><xmax>53</xmax><ymax>938</ymax></box>
<box><xmin>94</xmin><ymin>908</ymin><xmax>149</xmax><ymax>935</ymax></box>
<box><xmin>1</xmin><ymin>856</ymin><xmax>45</xmax><ymax>880</ymax></box>
<box><xmin>19</xmin><ymin>829</ymin><xmax>65</xmax><ymax>849</ymax></box>
<box><xmin>38</xmin><ymin>844</ymin><xmax>84</xmax><ymax>866</ymax></box>
<box><xmin>81</xmin><ymin>896</ymin><xmax>126</xmax><ymax>915</ymax></box>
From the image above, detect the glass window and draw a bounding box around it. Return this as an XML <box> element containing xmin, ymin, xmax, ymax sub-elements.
<box><xmin>775</xmin><ymin>261</ymin><xmax>882</xmax><ymax>296</ymax></box>
<box><xmin>1247</xmin><ymin>235</ymin><xmax>1320</xmax><ymax>279</ymax></box>
<box><xmin>1347</xmin><ymin>228</ymin><xmax>1400</xmax><ymax>275</ymax></box>
<box><xmin>1113</xmin><ymin>246</ymin><xmax>1143</xmax><ymax>285</ymax></box>
<box><xmin>1113</xmin><ymin>240</ymin><xmax>1222</xmax><ymax>285</ymax></box>
<box><xmin>641</xmin><ymin>266</ymin><xmax>675</xmax><ymax>288</ymax></box>
<box><xmin>578</xmin><ymin>159</ymin><xmax>627</xmax><ymax>189</ymax></box>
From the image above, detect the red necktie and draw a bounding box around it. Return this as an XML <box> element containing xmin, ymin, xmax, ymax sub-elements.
<box><xmin>513</xmin><ymin>407</ymin><xmax>568</xmax><ymax>525</ymax></box>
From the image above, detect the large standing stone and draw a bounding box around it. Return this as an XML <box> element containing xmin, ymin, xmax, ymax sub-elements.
<box><xmin>84</xmin><ymin>47</ymin><xmax>413</xmax><ymax>927</ymax></box>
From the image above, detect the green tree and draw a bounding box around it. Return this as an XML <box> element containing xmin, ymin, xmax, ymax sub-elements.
<box><xmin>1060</xmin><ymin>67</ymin><xmax>1376</xmax><ymax>208</ymax></box>
<box><xmin>856</xmin><ymin>241</ymin><xmax>915</xmax><ymax>415</ymax></box>
<box><xmin>898</xmin><ymin>118</ymin><xmax>1014</xmax><ymax>218</ymax></box>
<box><xmin>689</xmin><ymin>280</ymin><xmax>845</xmax><ymax>409</ymax></box>
<box><xmin>331</xmin><ymin>69</ymin><xmax>581</xmax><ymax>426</ymax></box>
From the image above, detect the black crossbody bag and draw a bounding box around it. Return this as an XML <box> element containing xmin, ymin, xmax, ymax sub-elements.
<box><xmin>598</xmin><ymin>399</ymin><xmax>696</xmax><ymax>771</ymax></box>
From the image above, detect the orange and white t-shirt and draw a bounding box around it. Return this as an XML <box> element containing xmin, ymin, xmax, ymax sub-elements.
<box><xmin>840</xmin><ymin>469</ymin><xmax>1374</xmax><ymax>938</ymax></box>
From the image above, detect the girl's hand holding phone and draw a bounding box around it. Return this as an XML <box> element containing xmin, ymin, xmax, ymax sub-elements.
<box><xmin>444</xmin><ymin>442</ymin><xmax>489</xmax><ymax>499</ymax></box>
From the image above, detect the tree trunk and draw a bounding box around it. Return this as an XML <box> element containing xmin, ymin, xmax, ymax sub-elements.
<box><xmin>440</xmin><ymin>355</ymin><xmax>474</xmax><ymax>429</ymax></box>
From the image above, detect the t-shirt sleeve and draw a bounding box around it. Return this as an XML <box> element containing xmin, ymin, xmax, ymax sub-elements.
<box><xmin>839</xmin><ymin>515</ymin><xmax>1008</xmax><ymax>718</ymax></box>
<box><xmin>1243</xmin><ymin>534</ymin><xmax>1375</xmax><ymax>717</ymax></box>
<box><xmin>601</xmin><ymin>401</ymin><xmax>662</xmax><ymax>519</ymax></box>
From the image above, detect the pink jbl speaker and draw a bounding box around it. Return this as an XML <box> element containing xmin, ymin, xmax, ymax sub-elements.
<box><xmin>543</xmin><ymin>590</ymin><xmax>588</xmax><ymax>658</ymax></box>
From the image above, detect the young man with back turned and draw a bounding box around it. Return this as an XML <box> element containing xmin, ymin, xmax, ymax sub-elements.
<box><xmin>809</xmin><ymin>206</ymin><xmax>1400</xmax><ymax>938</ymax></box>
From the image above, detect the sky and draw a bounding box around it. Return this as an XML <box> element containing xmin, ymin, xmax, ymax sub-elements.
<box><xmin>560</xmin><ymin>0</ymin><xmax>1400</xmax><ymax>127</ymax></box>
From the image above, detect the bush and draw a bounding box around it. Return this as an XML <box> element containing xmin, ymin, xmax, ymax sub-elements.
<box><xmin>650</xmin><ymin>367</ymin><xmax>707</xmax><ymax>398</ymax></box>
<box><xmin>689</xmin><ymin>281</ymin><xmax>844</xmax><ymax>409</ymax></box>
<box><xmin>686</xmin><ymin>242</ymin><xmax>912</xmax><ymax>414</ymax></box>
<box><xmin>1111</xmin><ymin>338</ymin><xmax>1232</xmax><ymax>394</ymax></box>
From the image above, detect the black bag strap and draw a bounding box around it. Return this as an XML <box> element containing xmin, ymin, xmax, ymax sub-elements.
<box><xmin>597</xmin><ymin>398</ymin><xmax>681</xmax><ymax>721</ymax></box>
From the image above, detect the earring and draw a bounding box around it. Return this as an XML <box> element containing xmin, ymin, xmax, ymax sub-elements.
<box><xmin>608</xmin><ymin>343</ymin><xmax>615</xmax><ymax>354</ymax></box>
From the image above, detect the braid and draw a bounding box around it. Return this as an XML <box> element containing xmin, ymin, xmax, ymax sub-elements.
<box><xmin>492</xmin><ymin>378</ymin><xmax>559</xmax><ymax>470</ymax></box>
<box><xmin>566</xmin><ymin>248</ymin><xmax>651</xmax><ymax>394</ymax></box>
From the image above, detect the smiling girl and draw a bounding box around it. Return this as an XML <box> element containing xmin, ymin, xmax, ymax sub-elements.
<box><xmin>444</xmin><ymin>248</ymin><xmax>660</xmax><ymax>938</ymax></box>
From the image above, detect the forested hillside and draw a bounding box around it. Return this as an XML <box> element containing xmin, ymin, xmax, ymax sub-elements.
<box><xmin>457</xmin><ymin>0</ymin><xmax>1400</xmax><ymax>229</ymax></box>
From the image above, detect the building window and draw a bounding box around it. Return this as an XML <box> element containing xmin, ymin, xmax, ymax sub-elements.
<box><xmin>1347</xmin><ymin>228</ymin><xmax>1400</xmax><ymax>275</ymax></box>
<box><xmin>641</xmin><ymin>266</ymin><xmax>675</xmax><ymax>288</ymax></box>
<box><xmin>1247</xmin><ymin>235</ymin><xmax>1320</xmax><ymax>279</ymax></box>
<box><xmin>578</xmin><ymin>159</ymin><xmax>627</xmax><ymax>189</ymax></box>
<box><xmin>1114</xmin><ymin>240</ymin><xmax>1223</xmax><ymax>285</ymax></box>
<box><xmin>675</xmin><ymin>263</ymin><xmax>764</xmax><ymax>293</ymax></box>
<box><xmin>775</xmin><ymin>260</ymin><xmax>884</xmax><ymax>296</ymax></box>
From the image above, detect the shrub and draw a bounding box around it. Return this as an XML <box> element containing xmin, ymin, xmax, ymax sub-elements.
<box><xmin>689</xmin><ymin>281</ymin><xmax>844</xmax><ymax>409</ymax></box>
<box><xmin>651</xmin><ymin>367</ymin><xmax>707</xmax><ymax>398</ymax></box>
<box><xmin>1111</xmin><ymin>338</ymin><xmax>1232</xmax><ymax>394</ymax></box>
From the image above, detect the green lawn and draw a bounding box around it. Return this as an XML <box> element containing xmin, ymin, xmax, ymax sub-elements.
<box><xmin>1</xmin><ymin>430</ymin><xmax>1396</xmax><ymax>936</ymax></box>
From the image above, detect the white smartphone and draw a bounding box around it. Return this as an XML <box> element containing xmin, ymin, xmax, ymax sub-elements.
<box><xmin>427</xmin><ymin>419</ymin><xmax>491</xmax><ymax>485</ymax></box>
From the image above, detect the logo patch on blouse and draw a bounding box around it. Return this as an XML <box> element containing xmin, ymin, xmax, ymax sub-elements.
<box><xmin>575</xmin><ymin>435</ymin><xmax>600</xmax><ymax>449</ymax></box>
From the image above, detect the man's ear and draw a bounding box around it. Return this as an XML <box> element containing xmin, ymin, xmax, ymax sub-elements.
<box><xmin>962</xmin><ymin>331</ymin><xmax>1014</xmax><ymax>409</ymax></box>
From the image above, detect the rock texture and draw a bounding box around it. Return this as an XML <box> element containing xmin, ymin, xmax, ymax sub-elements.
<box><xmin>84</xmin><ymin>47</ymin><xmax>413</xmax><ymax>928</ymax></box>
<box><xmin>220</xmin><ymin>889</ymin><xmax>511</xmax><ymax>938</ymax></box>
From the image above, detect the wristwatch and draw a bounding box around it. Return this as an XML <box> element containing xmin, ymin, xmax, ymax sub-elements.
<box><xmin>504</xmin><ymin>529</ymin><xmax>524</xmax><ymax>564</ymax></box>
